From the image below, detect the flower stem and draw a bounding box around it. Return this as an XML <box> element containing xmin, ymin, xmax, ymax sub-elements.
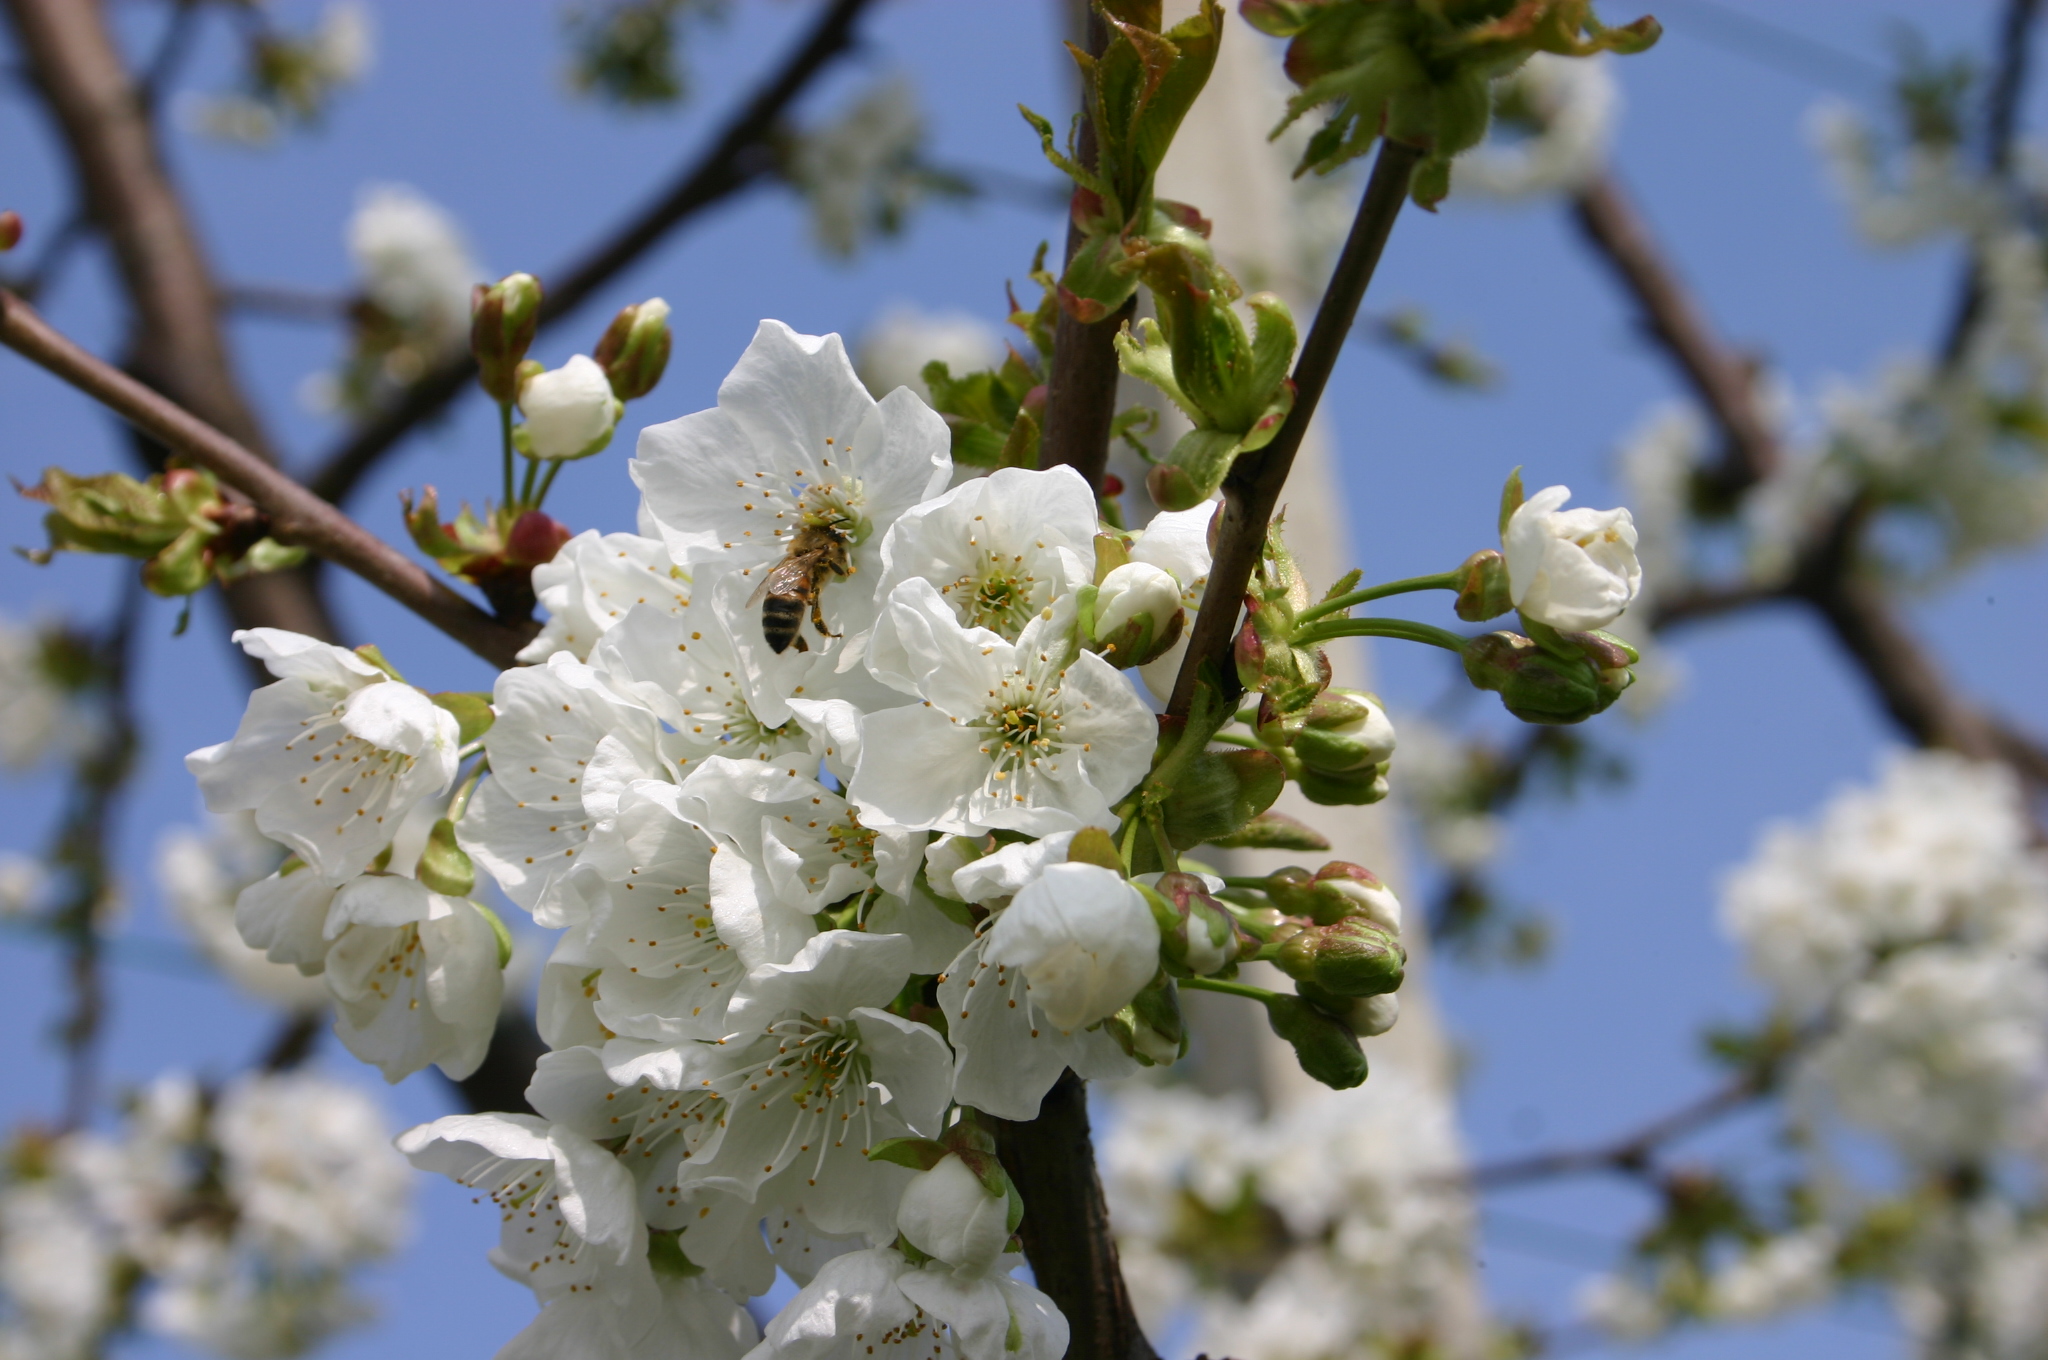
<box><xmin>1292</xmin><ymin>617</ymin><xmax>1469</xmax><ymax>653</ymax></box>
<box><xmin>499</xmin><ymin>402</ymin><xmax>515</xmax><ymax>507</ymax></box>
<box><xmin>517</xmin><ymin>454</ymin><xmax>540</xmax><ymax>510</ymax></box>
<box><xmin>1293</xmin><ymin>569</ymin><xmax>1461</xmax><ymax>628</ymax></box>
<box><xmin>1180</xmin><ymin>975</ymin><xmax>1281</xmax><ymax>1004</ymax></box>
<box><xmin>446</xmin><ymin>758</ymin><xmax>489</xmax><ymax>824</ymax></box>
<box><xmin>533</xmin><ymin>458</ymin><xmax>564</xmax><ymax>510</ymax></box>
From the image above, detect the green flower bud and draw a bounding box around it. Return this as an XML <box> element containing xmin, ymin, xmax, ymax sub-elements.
<box><xmin>1273</xmin><ymin>916</ymin><xmax>1405</xmax><ymax>998</ymax></box>
<box><xmin>471</xmin><ymin>273</ymin><xmax>543</xmax><ymax>405</ymax></box>
<box><xmin>593</xmin><ymin>297</ymin><xmax>672</xmax><ymax>401</ymax></box>
<box><xmin>1260</xmin><ymin>687</ymin><xmax>1395</xmax><ymax>775</ymax></box>
<box><xmin>1296</xmin><ymin>763</ymin><xmax>1389</xmax><ymax>807</ymax></box>
<box><xmin>1305</xmin><ymin>861</ymin><xmax>1401</xmax><ymax>933</ymax></box>
<box><xmin>1103</xmin><ymin>975</ymin><xmax>1186</xmax><ymax>1067</ymax></box>
<box><xmin>1140</xmin><ymin>872</ymin><xmax>1247</xmax><ymax>978</ymax></box>
<box><xmin>1158</xmin><ymin>747</ymin><xmax>1284</xmax><ymax>850</ymax></box>
<box><xmin>417</xmin><ymin>817</ymin><xmax>476</xmax><ymax>897</ymax></box>
<box><xmin>1263</xmin><ymin>992</ymin><xmax>1368</xmax><ymax>1090</ymax></box>
<box><xmin>1462</xmin><ymin>630</ymin><xmax>1633</xmax><ymax>725</ymax></box>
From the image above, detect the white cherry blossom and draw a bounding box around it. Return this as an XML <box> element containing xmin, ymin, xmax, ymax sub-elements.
<box><xmin>750</xmin><ymin>1246</ymin><xmax>1066</xmax><ymax>1360</ymax></box>
<box><xmin>398</xmin><ymin>1113</ymin><xmax>647</xmax><ymax>1304</ymax></box>
<box><xmin>895</xmin><ymin>1154</ymin><xmax>1010</xmax><ymax>1278</ymax></box>
<box><xmin>517</xmin><ymin>355</ymin><xmax>622</xmax><ymax>462</ymax></box>
<box><xmin>519</xmin><ymin>530</ymin><xmax>690</xmax><ymax>664</ymax></box>
<box><xmin>677</xmin><ymin>931</ymin><xmax>950</xmax><ymax>1240</ymax></box>
<box><xmin>322</xmin><ymin>875</ymin><xmax>504</xmax><ymax>1082</ymax></box>
<box><xmin>498</xmin><ymin>1272</ymin><xmax>757</xmax><ymax>1360</ymax></box>
<box><xmin>873</xmin><ymin>465</ymin><xmax>1095</xmax><ymax>641</ymax></box>
<box><xmin>1126</xmin><ymin>502</ymin><xmax>1213</xmax><ymax>701</ymax></box>
<box><xmin>633</xmin><ymin>320</ymin><xmax>950</xmax><ymax>641</ymax></box>
<box><xmin>1502</xmin><ymin>484</ymin><xmax>1642</xmax><ymax>633</ymax></box>
<box><xmin>187</xmin><ymin>630</ymin><xmax>460</xmax><ymax>882</ymax></box>
<box><xmin>981</xmin><ymin>862</ymin><xmax>1159</xmax><ymax>1032</ymax></box>
<box><xmin>854</xmin><ymin>585</ymin><xmax>1155</xmax><ymax>837</ymax></box>
<box><xmin>458</xmin><ymin>653</ymin><xmax>668</xmax><ymax>928</ymax></box>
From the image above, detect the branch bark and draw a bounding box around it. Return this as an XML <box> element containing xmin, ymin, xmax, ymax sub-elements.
<box><xmin>0</xmin><ymin>290</ymin><xmax>535</xmax><ymax>670</ymax></box>
<box><xmin>1939</xmin><ymin>0</ymin><xmax>2042</xmax><ymax>364</ymax></box>
<box><xmin>306</xmin><ymin>0</ymin><xmax>878</xmax><ymax>507</ymax></box>
<box><xmin>1568</xmin><ymin>172</ymin><xmax>2048</xmax><ymax>789</ymax></box>
<box><xmin>1166</xmin><ymin>138</ymin><xmax>1421</xmax><ymax>721</ymax></box>
<box><xmin>994</xmin><ymin>1073</ymin><xmax>1154</xmax><ymax>1360</ymax></box>
<box><xmin>1571</xmin><ymin>174</ymin><xmax>1778</xmax><ymax>495</ymax></box>
<box><xmin>3</xmin><ymin>0</ymin><xmax>337</xmax><ymax>645</ymax></box>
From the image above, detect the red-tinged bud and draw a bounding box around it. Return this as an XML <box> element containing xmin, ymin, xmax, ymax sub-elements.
<box><xmin>1101</xmin><ymin>473</ymin><xmax>1125</xmax><ymax>497</ymax></box>
<box><xmin>471</xmin><ymin>273</ymin><xmax>543</xmax><ymax>405</ymax></box>
<box><xmin>1147</xmin><ymin>461</ymin><xmax>1202</xmax><ymax>513</ymax></box>
<box><xmin>1141</xmin><ymin>872</ymin><xmax>1249</xmax><ymax>977</ymax></box>
<box><xmin>0</xmin><ymin>211</ymin><xmax>21</xmax><ymax>252</ymax></box>
<box><xmin>1308</xmin><ymin>861</ymin><xmax>1401</xmax><ymax>932</ymax></box>
<box><xmin>505</xmin><ymin>510</ymin><xmax>572</xmax><ymax>566</ymax></box>
<box><xmin>593</xmin><ymin>298</ymin><xmax>671</xmax><ymax>401</ymax></box>
<box><xmin>1274</xmin><ymin>916</ymin><xmax>1404</xmax><ymax>997</ymax></box>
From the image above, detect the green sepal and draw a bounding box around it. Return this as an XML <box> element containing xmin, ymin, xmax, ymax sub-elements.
<box><xmin>1203</xmin><ymin>809</ymin><xmax>1330</xmax><ymax>852</ymax></box>
<box><xmin>432</xmin><ymin>692</ymin><xmax>497</xmax><ymax>745</ymax></box>
<box><xmin>418</xmin><ymin>817</ymin><xmax>476</xmax><ymax>897</ymax></box>
<box><xmin>1159</xmin><ymin>747</ymin><xmax>1284</xmax><ymax>849</ymax></box>
<box><xmin>1263</xmin><ymin>992</ymin><xmax>1368</xmax><ymax>1089</ymax></box>
<box><xmin>867</xmin><ymin>1137</ymin><xmax>949</xmax><ymax>1173</ymax></box>
<box><xmin>1498</xmin><ymin>465</ymin><xmax>1525</xmax><ymax>541</ymax></box>
<box><xmin>470</xmin><ymin>900</ymin><xmax>515</xmax><ymax>969</ymax></box>
<box><xmin>352</xmin><ymin>644</ymin><xmax>404</xmax><ymax>682</ymax></box>
<box><xmin>646</xmin><ymin>1228</ymin><xmax>705</xmax><ymax>1279</ymax></box>
<box><xmin>1066</xmin><ymin>826</ymin><xmax>1124</xmax><ymax>874</ymax></box>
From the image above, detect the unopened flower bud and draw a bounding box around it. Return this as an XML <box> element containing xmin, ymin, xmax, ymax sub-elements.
<box><xmin>471</xmin><ymin>272</ymin><xmax>542</xmax><ymax>404</ymax></box>
<box><xmin>1455</xmin><ymin>548</ymin><xmax>1513</xmax><ymax>622</ymax></box>
<box><xmin>1081</xmin><ymin>561</ymin><xmax>1185</xmax><ymax>668</ymax></box>
<box><xmin>983</xmin><ymin>862</ymin><xmax>1159</xmax><ymax>1032</ymax></box>
<box><xmin>1462</xmin><ymin>630</ymin><xmax>1632</xmax><ymax>725</ymax></box>
<box><xmin>1274</xmin><ymin>916</ymin><xmax>1404</xmax><ymax>997</ymax></box>
<box><xmin>593</xmin><ymin>297</ymin><xmax>672</xmax><ymax>401</ymax></box>
<box><xmin>514</xmin><ymin>355</ymin><xmax>622</xmax><ymax>462</ymax></box>
<box><xmin>1103</xmin><ymin>976</ymin><xmax>1186</xmax><ymax>1067</ymax></box>
<box><xmin>896</xmin><ymin>1152</ymin><xmax>1012</xmax><ymax>1277</ymax></box>
<box><xmin>1503</xmin><ymin>484</ymin><xmax>1643</xmax><ymax>633</ymax></box>
<box><xmin>1307</xmin><ymin>861</ymin><xmax>1401</xmax><ymax>933</ymax></box>
<box><xmin>1263</xmin><ymin>993</ymin><xmax>1367</xmax><ymax>1089</ymax></box>
<box><xmin>1296</xmin><ymin>763</ymin><xmax>1389</xmax><ymax>806</ymax></box>
<box><xmin>1349</xmin><ymin>992</ymin><xmax>1400</xmax><ymax>1037</ymax></box>
<box><xmin>1261</xmin><ymin>687</ymin><xmax>1394</xmax><ymax>775</ymax></box>
<box><xmin>1139</xmin><ymin>872</ymin><xmax>1245</xmax><ymax>978</ymax></box>
<box><xmin>0</xmin><ymin>212</ymin><xmax>21</xmax><ymax>252</ymax></box>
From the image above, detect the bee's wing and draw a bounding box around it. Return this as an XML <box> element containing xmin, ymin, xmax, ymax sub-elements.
<box><xmin>749</xmin><ymin>554</ymin><xmax>815</xmax><ymax>606</ymax></box>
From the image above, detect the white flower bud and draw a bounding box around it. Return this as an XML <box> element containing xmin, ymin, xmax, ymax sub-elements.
<box><xmin>894</xmin><ymin>1153</ymin><xmax>1009</xmax><ymax>1277</ymax></box>
<box><xmin>516</xmin><ymin>354</ymin><xmax>621</xmax><ymax>461</ymax></box>
<box><xmin>1087</xmin><ymin>561</ymin><xmax>1185</xmax><ymax>668</ymax></box>
<box><xmin>983</xmin><ymin>862</ymin><xmax>1160</xmax><ymax>1032</ymax></box>
<box><xmin>1351</xmin><ymin>992</ymin><xmax>1400</xmax><ymax>1036</ymax></box>
<box><xmin>1503</xmin><ymin>484</ymin><xmax>1642</xmax><ymax>632</ymax></box>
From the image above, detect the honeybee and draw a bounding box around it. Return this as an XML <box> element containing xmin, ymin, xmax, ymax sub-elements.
<box><xmin>750</xmin><ymin>524</ymin><xmax>853</xmax><ymax>653</ymax></box>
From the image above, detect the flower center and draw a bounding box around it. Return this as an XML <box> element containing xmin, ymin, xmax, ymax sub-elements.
<box><xmin>943</xmin><ymin>549</ymin><xmax>1043</xmax><ymax>638</ymax></box>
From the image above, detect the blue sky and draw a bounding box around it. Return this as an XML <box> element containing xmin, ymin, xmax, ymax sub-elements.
<box><xmin>1</xmin><ymin>2</ymin><xmax>2042</xmax><ymax>1356</ymax></box>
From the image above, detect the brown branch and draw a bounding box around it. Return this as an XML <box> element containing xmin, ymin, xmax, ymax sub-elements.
<box><xmin>1166</xmin><ymin>138</ymin><xmax>1422</xmax><ymax>721</ymax></box>
<box><xmin>1571</xmin><ymin>175</ymin><xmax>1779</xmax><ymax>496</ymax></box>
<box><xmin>1466</xmin><ymin>1070</ymin><xmax>1766</xmax><ymax>1191</ymax></box>
<box><xmin>1940</xmin><ymin>0</ymin><xmax>2042</xmax><ymax>364</ymax></box>
<box><xmin>0</xmin><ymin>289</ymin><xmax>535</xmax><ymax>670</ymax></box>
<box><xmin>219</xmin><ymin>282</ymin><xmax>355</xmax><ymax>322</ymax></box>
<box><xmin>4</xmin><ymin>0</ymin><xmax>338</xmax><ymax>646</ymax></box>
<box><xmin>306</xmin><ymin>0</ymin><xmax>877</xmax><ymax>508</ymax></box>
<box><xmin>1647</xmin><ymin>579</ymin><xmax>1787</xmax><ymax>631</ymax></box>
<box><xmin>1568</xmin><ymin>173</ymin><xmax>2048</xmax><ymax>789</ymax></box>
<box><xmin>995</xmin><ymin>1072</ymin><xmax>1154</xmax><ymax>1360</ymax></box>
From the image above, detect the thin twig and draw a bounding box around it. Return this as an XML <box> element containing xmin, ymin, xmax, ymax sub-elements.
<box><xmin>136</xmin><ymin>0</ymin><xmax>204</xmax><ymax>114</ymax></box>
<box><xmin>1165</xmin><ymin>139</ymin><xmax>1422</xmax><ymax>722</ymax></box>
<box><xmin>0</xmin><ymin>289</ymin><xmax>535</xmax><ymax>669</ymax></box>
<box><xmin>1465</xmin><ymin>1071</ymin><xmax>1767</xmax><ymax>1191</ymax></box>
<box><xmin>306</xmin><ymin>0</ymin><xmax>878</xmax><ymax>507</ymax></box>
<box><xmin>218</xmin><ymin>282</ymin><xmax>356</xmax><ymax>322</ymax></box>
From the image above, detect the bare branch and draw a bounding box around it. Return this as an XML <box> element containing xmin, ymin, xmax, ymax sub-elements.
<box><xmin>1166</xmin><ymin>138</ymin><xmax>1422</xmax><ymax>722</ymax></box>
<box><xmin>1648</xmin><ymin>578</ymin><xmax>1787</xmax><ymax>631</ymax></box>
<box><xmin>306</xmin><ymin>0</ymin><xmax>879</xmax><ymax>508</ymax></box>
<box><xmin>1567</xmin><ymin>174</ymin><xmax>2048</xmax><ymax>790</ymax></box>
<box><xmin>1466</xmin><ymin>1071</ymin><xmax>1766</xmax><ymax>1191</ymax></box>
<box><xmin>0</xmin><ymin>289</ymin><xmax>535</xmax><ymax>670</ymax></box>
<box><xmin>1571</xmin><ymin>175</ymin><xmax>1779</xmax><ymax>495</ymax></box>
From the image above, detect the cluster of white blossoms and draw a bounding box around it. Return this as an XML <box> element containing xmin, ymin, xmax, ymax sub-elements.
<box><xmin>1582</xmin><ymin>751</ymin><xmax>2048</xmax><ymax>1342</ymax></box>
<box><xmin>1099</xmin><ymin>1072</ymin><xmax>1475</xmax><ymax>1359</ymax></box>
<box><xmin>188</xmin><ymin>321</ymin><xmax>1242</xmax><ymax>1359</ymax></box>
<box><xmin>0</xmin><ymin>1070</ymin><xmax>408</xmax><ymax>1360</ymax></box>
